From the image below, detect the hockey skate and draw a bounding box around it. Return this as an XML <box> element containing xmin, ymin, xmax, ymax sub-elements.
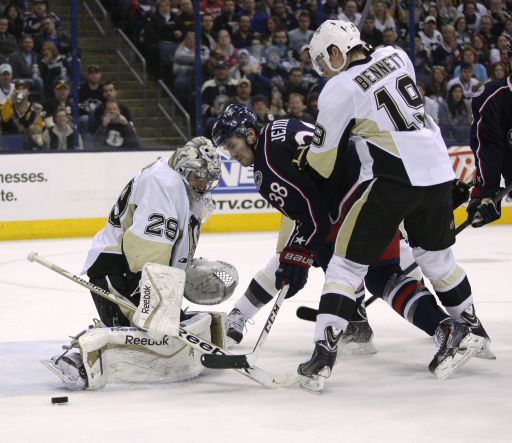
<box><xmin>225</xmin><ymin>308</ymin><xmax>252</xmax><ymax>348</ymax></box>
<box><xmin>460</xmin><ymin>305</ymin><xmax>496</xmax><ymax>360</ymax></box>
<box><xmin>339</xmin><ymin>304</ymin><xmax>377</xmax><ymax>357</ymax></box>
<box><xmin>298</xmin><ymin>326</ymin><xmax>341</xmax><ymax>393</ymax></box>
<box><xmin>42</xmin><ymin>351</ymin><xmax>88</xmax><ymax>391</ymax></box>
<box><xmin>428</xmin><ymin>318</ymin><xmax>486</xmax><ymax>380</ymax></box>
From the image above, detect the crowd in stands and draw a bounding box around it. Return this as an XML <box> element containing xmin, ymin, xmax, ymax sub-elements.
<box><xmin>1</xmin><ymin>0</ymin><xmax>511</xmax><ymax>151</ymax></box>
<box><xmin>103</xmin><ymin>0</ymin><xmax>512</xmax><ymax>146</ymax></box>
<box><xmin>0</xmin><ymin>0</ymin><xmax>140</xmax><ymax>151</ymax></box>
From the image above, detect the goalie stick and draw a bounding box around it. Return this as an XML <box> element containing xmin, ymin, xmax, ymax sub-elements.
<box><xmin>201</xmin><ymin>285</ymin><xmax>290</xmax><ymax>369</ymax></box>
<box><xmin>296</xmin><ymin>182</ymin><xmax>512</xmax><ymax>322</ymax></box>
<box><xmin>27</xmin><ymin>252</ymin><xmax>298</xmax><ymax>389</ymax></box>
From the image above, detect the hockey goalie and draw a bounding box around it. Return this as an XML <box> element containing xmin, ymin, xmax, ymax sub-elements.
<box><xmin>42</xmin><ymin>137</ymin><xmax>239</xmax><ymax>390</ymax></box>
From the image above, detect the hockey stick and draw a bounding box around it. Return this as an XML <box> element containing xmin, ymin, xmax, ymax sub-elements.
<box><xmin>358</xmin><ymin>0</ymin><xmax>373</xmax><ymax>32</ymax></box>
<box><xmin>201</xmin><ymin>285</ymin><xmax>290</xmax><ymax>369</ymax></box>
<box><xmin>27</xmin><ymin>252</ymin><xmax>297</xmax><ymax>389</ymax></box>
<box><xmin>296</xmin><ymin>182</ymin><xmax>512</xmax><ymax>322</ymax></box>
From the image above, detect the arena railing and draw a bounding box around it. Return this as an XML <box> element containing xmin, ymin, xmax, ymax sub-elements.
<box><xmin>157</xmin><ymin>79</ymin><xmax>191</xmax><ymax>144</ymax></box>
<box><xmin>83</xmin><ymin>0</ymin><xmax>108</xmax><ymax>58</ymax></box>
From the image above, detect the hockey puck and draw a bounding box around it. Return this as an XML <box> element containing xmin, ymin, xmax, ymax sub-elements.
<box><xmin>51</xmin><ymin>396</ymin><xmax>68</xmax><ymax>405</ymax></box>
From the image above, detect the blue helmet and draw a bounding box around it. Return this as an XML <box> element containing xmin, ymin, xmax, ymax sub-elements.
<box><xmin>211</xmin><ymin>104</ymin><xmax>258</xmax><ymax>155</ymax></box>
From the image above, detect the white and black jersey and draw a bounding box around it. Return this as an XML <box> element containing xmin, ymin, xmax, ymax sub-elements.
<box><xmin>84</xmin><ymin>158</ymin><xmax>211</xmax><ymax>278</ymax></box>
<box><xmin>307</xmin><ymin>46</ymin><xmax>455</xmax><ymax>187</ymax></box>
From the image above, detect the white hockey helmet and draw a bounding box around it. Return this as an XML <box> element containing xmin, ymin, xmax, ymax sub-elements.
<box><xmin>170</xmin><ymin>137</ymin><xmax>221</xmax><ymax>195</ymax></box>
<box><xmin>309</xmin><ymin>20</ymin><xmax>365</xmax><ymax>75</ymax></box>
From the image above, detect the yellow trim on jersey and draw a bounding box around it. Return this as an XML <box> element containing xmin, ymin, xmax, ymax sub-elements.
<box><xmin>0</xmin><ymin>213</ymin><xmax>284</xmax><ymax>241</ymax></box>
<box><xmin>306</xmin><ymin>147</ymin><xmax>338</xmax><ymax>178</ymax></box>
<box><xmin>351</xmin><ymin>118</ymin><xmax>400</xmax><ymax>156</ymax></box>
<box><xmin>276</xmin><ymin>215</ymin><xmax>293</xmax><ymax>253</ymax></box>
<box><xmin>122</xmin><ymin>230</ymin><xmax>173</xmax><ymax>273</ymax></box>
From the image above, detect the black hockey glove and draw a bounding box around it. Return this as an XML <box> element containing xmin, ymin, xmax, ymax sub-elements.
<box><xmin>451</xmin><ymin>179</ymin><xmax>470</xmax><ymax>209</ymax></box>
<box><xmin>467</xmin><ymin>187</ymin><xmax>502</xmax><ymax>228</ymax></box>
<box><xmin>292</xmin><ymin>145</ymin><xmax>309</xmax><ymax>172</ymax></box>
<box><xmin>275</xmin><ymin>246</ymin><xmax>314</xmax><ymax>298</ymax></box>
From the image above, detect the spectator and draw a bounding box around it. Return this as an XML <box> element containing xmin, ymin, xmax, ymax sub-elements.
<box><xmin>306</xmin><ymin>90</ymin><xmax>319</xmax><ymax>118</ymax></box>
<box><xmin>488</xmin><ymin>0</ymin><xmax>509</xmax><ymax>37</ymax></box>
<box><xmin>3</xmin><ymin>4</ymin><xmax>23</xmax><ymax>41</ymax></box>
<box><xmin>453</xmin><ymin>15</ymin><xmax>473</xmax><ymax>48</ymax></box>
<box><xmin>297</xmin><ymin>45</ymin><xmax>318</xmax><ymax>88</ymax></box>
<box><xmin>426</xmin><ymin>65</ymin><xmax>448</xmax><ymax>101</ymax></box>
<box><xmin>0</xmin><ymin>17</ymin><xmax>17</xmax><ymax>62</ymax></box>
<box><xmin>0</xmin><ymin>62</ymin><xmax>14</xmax><ymax>111</ymax></box>
<box><xmin>93</xmin><ymin>101</ymin><xmax>140</xmax><ymax>149</ymax></box>
<box><xmin>178</xmin><ymin>0</ymin><xmax>194</xmax><ymax>31</ymax></box>
<box><xmin>473</xmin><ymin>33</ymin><xmax>491</xmax><ymax>65</ymax></box>
<box><xmin>462</xmin><ymin>0</ymin><xmax>482</xmax><ymax>35</ymax></box>
<box><xmin>173</xmin><ymin>30</ymin><xmax>209</xmax><ymax>110</ymax></box>
<box><xmin>24</xmin><ymin>0</ymin><xmax>61</xmax><ymax>35</ymax></box>
<box><xmin>272</xmin><ymin>30</ymin><xmax>296</xmax><ymax>66</ymax></box>
<box><xmin>261</xmin><ymin>45</ymin><xmax>288</xmax><ymax>89</ymax></box>
<box><xmin>503</xmin><ymin>17</ymin><xmax>512</xmax><ymax>40</ymax></box>
<box><xmin>44</xmin><ymin>78</ymin><xmax>71</xmax><ymax>125</ymax></box>
<box><xmin>447</xmin><ymin>61</ymin><xmax>480</xmax><ymax>100</ymax></box>
<box><xmin>373</xmin><ymin>0</ymin><xmax>396</xmax><ymax>34</ymax></box>
<box><xmin>23</xmin><ymin>123</ymin><xmax>44</xmax><ymax>150</ymax></box>
<box><xmin>420</xmin><ymin>15</ymin><xmax>443</xmax><ymax>53</ymax></box>
<box><xmin>36</xmin><ymin>16</ymin><xmax>71</xmax><ymax>55</ymax></box>
<box><xmin>478</xmin><ymin>14</ymin><xmax>498</xmax><ymax>48</ymax></box>
<box><xmin>236</xmin><ymin>0</ymin><xmax>268</xmax><ymax>37</ymax></box>
<box><xmin>453</xmin><ymin>46</ymin><xmax>488</xmax><ymax>81</ymax></box>
<box><xmin>200</xmin><ymin>0</ymin><xmax>223</xmax><ymax>19</ymax></box>
<box><xmin>39</xmin><ymin>41</ymin><xmax>70</xmax><ymax>94</ymax></box>
<box><xmin>228</xmin><ymin>77</ymin><xmax>252</xmax><ymax>107</ymax></box>
<box><xmin>323</xmin><ymin>0</ymin><xmax>342</xmax><ymax>20</ymax></box>
<box><xmin>339</xmin><ymin>0</ymin><xmax>361</xmax><ymax>27</ymax></box>
<box><xmin>490</xmin><ymin>34</ymin><xmax>508</xmax><ymax>63</ymax></box>
<box><xmin>201</xmin><ymin>13</ymin><xmax>216</xmax><ymax>51</ymax></box>
<box><xmin>261</xmin><ymin>16</ymin><xmax>282</xmax><ymax>46</ymax></box>
<box><xmin>282</xmin><ymin>67</ymin><xmax>309</xmax><ymax>103</ymax></box>
<box><xmin>251</xmin><ymin>94</ymin><xmax>274</xmax><ymax>124</ymax></box>
<box><xmin>213</xmin><ymin>0</ymin><xmax>237</xmax><ymax>36</ymax></box>
<box><xmin>270</xmin><ymin>87</ymin><xmax>286</xmax><ymax>118</ymax></box>
<box><xmin>415</xmin><ymin>36</ymin><xmax>433</xmax><ymax>87</ymax></box>
<box><xmin>286</xmin><ymin>92</ymin><xmax>314</xmax><ymax>123</ymax></box>
<box><xmin>43</xmin><ymin>106</ymin><xmax>82</xmax><ymax>150</ymax></box>
<box><xmin>90</xmin><ymin>81</ymin><xmax>135</xmax><ymax>134</ymax></box>
<box><xmin>377</xmin><ymin>27</ymin><xmax>402</xmax><ymax>50</ymax></box>
<box><xmin>79</xmin><ymin>64</ymin><xmax>103</xmax><ymax>108</ymax></box>
<box><xmin>287</xmin><ymin>10</ymin><xmax>314</xmax><ymax>54</ymax></box>
<box><xmin>417</xmin><ymin>81</ymin><xmax>439</xmax><ymax>123</ymax></box>
<box><xmin>1</xmin><ymin>79</ymin><xmax>43</xmax><ymax>135</ymax></box>
<box><xmin>271</xmin><ymin>0</ymin><xmax>297</xmax><ymax>31</ymax></box>
<box><xmin>248</xmin><ymin>37</ymin><xmax>265</xmax><ymax>65</ymax></box>
<box><xmin>8</xmin><ymin>34</ymin><xmax>39</xmax><ymax>80</ymax></box>
<box><xmin>214</xmin><ymin>29</ymin><xmax>238</xmax><ymax>67</ymax></box>
<box><xmin>438</xmin><ymin>83</ymin><xmax>471</xmax><ymax>144</ymax></box>
<box><xmin>489</xmin><ymin>61</ymin><xmax>508</xmax><ymax>79</ymax></box>
<box><xmin>143</xmin><ymin>0</ymin><xmax>184</xmax><ymax>77</ymax></box>
<box><xmin>361</xmin><ymin>14</ymin><xmax>383</xmax><ymax>48</ymax></box>
<box><xmin>201</xmin><ymin>60</ymin><xmax>237</xmax><ymax>120</ymax></box>
<box><xmin>232</xmin><ymin>15</ymin><xmax>254</xmax><ymax>49</ymax></box>
<box><xmin>437</xmin><ymin>0</ymin><xmax>458</xmax><ymax>27</ymax></box>
<box><xmin>432</xmin><ymin>24</ymin><xmax>461</xmax><ymax>77</ymax></box>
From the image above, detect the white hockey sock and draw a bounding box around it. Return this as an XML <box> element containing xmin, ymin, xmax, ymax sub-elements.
<box><xmin>234</xmin><ymin>295</ymin><xmax>261</xmax><ymax>319</ymax></box>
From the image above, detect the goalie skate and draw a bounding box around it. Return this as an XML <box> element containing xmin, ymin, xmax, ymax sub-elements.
<box><xmin>42</xmin><ymin>352</ymin><xmax>87</xmax><ymax>391</ymax></box>
<box><xmin>225</xmin><ymin>308</ymin><xmax>253</xmax><ymax>348</ymax></box>
<box><xmin>429</xmin><ymin>318</ymin><xmax>486</xmax><ymax>380</ymax></box>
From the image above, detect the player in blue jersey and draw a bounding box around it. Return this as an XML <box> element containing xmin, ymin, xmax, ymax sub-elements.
<box><xmin>467</xmin><ymin>38</ymin><xmax>512</xmax><ymax>228</ymax></box>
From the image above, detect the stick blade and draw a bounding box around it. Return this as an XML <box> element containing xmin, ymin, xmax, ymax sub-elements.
<box><xmin>296</xmin><ymin>306</ymin><xmax>317</xmax><ymax>322</ymax></box>
<box><xmin>201</xmin><ymin>353</ymin><xmax>251</xmax><ymax>369</ymax></box>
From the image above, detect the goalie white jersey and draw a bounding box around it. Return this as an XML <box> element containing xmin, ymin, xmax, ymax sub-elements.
<box><xmin>307</xmin><ymin>46</ymin><xmax>455</xmax><ymax>186</ymax></box>
<box><xmin>83</xmin><ymin>158</ymin><xmax>212</xmax><ymax>276</ymax></box>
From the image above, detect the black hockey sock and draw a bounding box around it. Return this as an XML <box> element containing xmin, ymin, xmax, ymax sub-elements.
<box><xmin>245</xmin><ymin>278</ymin><xmax>274</xmax><ymax>308</ymax></box>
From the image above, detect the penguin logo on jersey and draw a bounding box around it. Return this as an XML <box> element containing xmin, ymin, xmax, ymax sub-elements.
<box><xmin>254</xmin><ymin>171</ymin><xmax>263</xmax><ymax>190</ymax></box>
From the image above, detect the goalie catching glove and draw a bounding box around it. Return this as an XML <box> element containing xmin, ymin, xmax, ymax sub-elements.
<box><xmin>467</xmin><ymin>187</ymin><xmax>502</xmax><ymax>228</ymax></box>
<box><xmin>275</xmin><ymin>246</ymin><xmax>314</xmax><ymax>298</ymax></box>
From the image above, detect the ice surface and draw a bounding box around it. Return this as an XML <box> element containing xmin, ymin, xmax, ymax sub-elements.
<box><xmin>0</xmin><ymin>228</ymin><xmax>511</xmax><ymax>442</ymax></box>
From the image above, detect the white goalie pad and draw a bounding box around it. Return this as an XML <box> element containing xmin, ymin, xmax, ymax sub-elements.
<box><xmin>132</xmin><ymin>263</ymin><xmax>184</xmax><ymax>339</ymax></box>
<box><xmin>76</xmin><ymin>313</ymin><xmax>212</xmax><ymax>390</ymax></box>
<box><xmin>184</xmin><ymin>258</ymin><xmax>239</xmax><ymax>305</ymax></box>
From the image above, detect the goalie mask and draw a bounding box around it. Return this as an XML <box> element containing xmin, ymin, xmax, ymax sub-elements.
<box><xmin>309</xmin><ymin>20</ymin><xmax>364</xmax><ymax>75</ymax></box>
<box><xmin>170</xmin><ymin>137</ymin><xmax>222</xmax><ymax>196</ymax></box>
<box><xmin>184</xmin><ymin>258</ymin><xmax>239</xmax><ymax>305</ymax></box>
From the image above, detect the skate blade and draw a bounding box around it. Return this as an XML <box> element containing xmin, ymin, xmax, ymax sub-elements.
<box><xmin>434</xmin><ymin>334</ymin><xmax>486</xmax><ymax>380</ymax></box>
<box><xmin>299</xmin><ymin>375</ymin><xmax>325</xmax><ymax>394</ymax></box>
<box><xmin>273</xmin><ymin>371</ymin><xmax>301</xmax><ymax>387</ymax></box>
<box><xmin>474</xmin><ymin>341</ymin><xmax>496</xmax><ymax>360</ymax></box>
<box><xmin>339</xmin><ymin>341</ymin><xmax>378</xmax><ymax>357</ymax></box>
<box><xmin>41</xmin><ymin>360</ymin><xmax>85</xmax><ymax>391</ymax></box>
